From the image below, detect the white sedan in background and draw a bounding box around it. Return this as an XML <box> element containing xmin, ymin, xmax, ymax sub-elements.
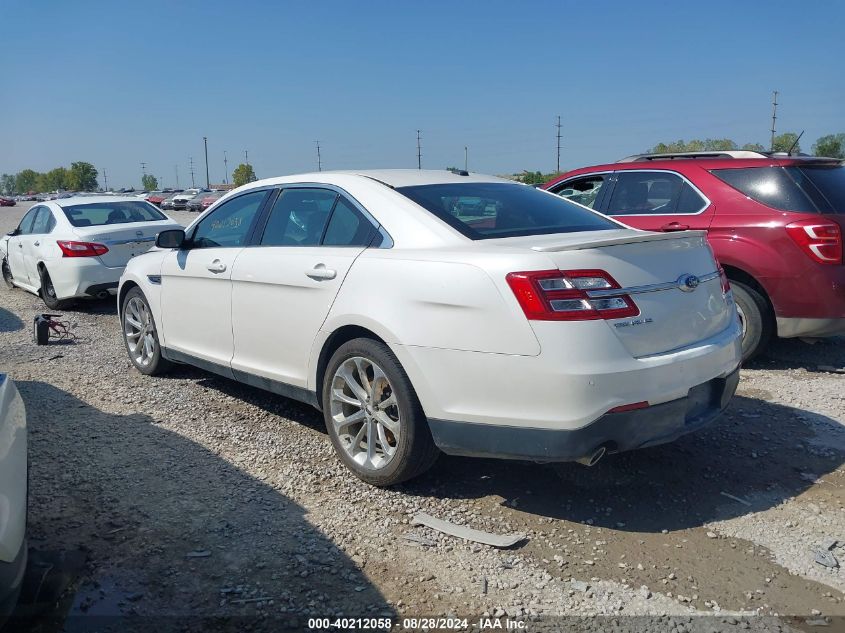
<box><xmin>118</xmin><ymin>170</ymin><xmax>742</xmax><ymax>486</ymax></box>
<box><xmin>1</xmin><ymin>197</ymin><xmax>181</xmax><ymax>309</ymax></box>
<box><xmin>0</xmin><ymin>374</ymin><xmax>26</xmax><ymax>623</ymax></box>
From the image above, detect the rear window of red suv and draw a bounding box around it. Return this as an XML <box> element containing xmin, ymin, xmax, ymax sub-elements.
<box><xmin>711</xmin><ymin>165</ymin><xmax>845</xmax><ymax>214</ymax></box>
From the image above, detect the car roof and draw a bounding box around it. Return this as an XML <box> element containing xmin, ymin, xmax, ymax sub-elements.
<box><xmin>557</xmin><ymin>155</ymin><xmax>842</xmax><ymax>177</ymax></box>
<box><xmin>53</xmin><ymin>196</ymin><xmax>153</xmax><ymax>208</ymax></box>
<box><xmin>245</xmin><ymin>169</ymin><xmax>516</xmax><ymax>190</ymax></box>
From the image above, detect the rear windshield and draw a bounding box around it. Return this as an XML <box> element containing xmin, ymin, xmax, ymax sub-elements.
<box><xmin>62</xmin><ymin>201</ymin><xmax>167</xmax><ymax>227</ymax></box>
<box><xmin>395</xmin><ymin>182</ymin><xmax>617</xmax><ymax>239</ymax></box>
<box><xmin>711</xmin><ymin>165</ymin><xmax>845</xmax><ymax>214</ymax></box>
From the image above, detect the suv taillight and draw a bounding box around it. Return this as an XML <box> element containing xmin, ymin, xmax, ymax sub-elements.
<box><xmin>506</xmin><ymin>269</ymin><xmax>639</xmax><ymax>321</ymax></box>
<box><xmin>785</xmin><ymin>220</ymin><xmax>842</xmax><ymax>265</ymax></box>
<box><xmin>57</xmin><ymin>240</ymin><xmax>109</xmax><ymax>257</ymax></box>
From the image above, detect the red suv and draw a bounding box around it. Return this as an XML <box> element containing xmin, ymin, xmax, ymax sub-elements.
<box><xmin>544</xmin><ymin>151</ymin><xmax>845</xmax><ymax>360</ymax></box>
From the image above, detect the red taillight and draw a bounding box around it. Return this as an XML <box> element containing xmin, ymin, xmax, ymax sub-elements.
<box><xmin>506</xmin><ymin>269</ymin><xmax>639</xmax><ymax>321</ymax></box>
<box><xmin>57</xmin><ymin>240</ymin><xmax>109</xmax><ymax>257</ymax></box>
<box><xmin>718</xmin><ymin>266</ymin><xmax>731</xmax><ymax>294</ymax></box>
<box><xmin>785</xmin><ymin>220</ymin><xmax>842</xmax><ymax>265</ymax></box>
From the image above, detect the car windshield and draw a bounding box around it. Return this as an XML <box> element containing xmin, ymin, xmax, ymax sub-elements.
<box><xmin>395</xmin><ymin>182</ymin><xmax>617</xmax><ymax>239</ymax></box>
<box><xmin>62</xmin><ymin>201</ymin><xmax>167</xmax><ymax>227</ymax></box>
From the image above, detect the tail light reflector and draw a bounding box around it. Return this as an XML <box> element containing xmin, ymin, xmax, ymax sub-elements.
<box><xmin>785</xmin><ymin>220</ymin><xmax>842</xmax><ymax>265</ymax></box>
<box><xmin>57</xmin><ymin>240</ymin><xmax>109</xmax><ymax>257</ymax></box>
<box><xmin>506</xmin><ymin>269</ymin><xmax>639</xmax><ymax>321</ymax></box>
<box><xmin>608</xmin><ymin>401</ymin><xmax>649</xmax><ymax>414</ymax></box>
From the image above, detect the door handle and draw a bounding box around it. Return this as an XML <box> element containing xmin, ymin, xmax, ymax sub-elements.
<box><xmin>206</xmin><ymin>260</ymin><xmax>227</xmax><ymax>273</ymax></box>
<box><xmin>660</xmin><ymin>222</ymin><xmax>690</xmax><ymax>232</ymax></box>
<box><xmin>33</xmin><ymin>241</ymin><xmax>40</xmax><ymax>246</ymax></box>
<box><xmin>306</xmin><ymin>264</ymin><xmax>337</xmax><ymax>280</ymax></box>
<box><xmin>18</xmin><ymin>243</ymin><xmax>23</xmax><ymax>248</ymax></box>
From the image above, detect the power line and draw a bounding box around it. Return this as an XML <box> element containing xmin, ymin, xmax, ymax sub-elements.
<box><xmin>770</xmin><ymin>90</ymin><xmax>779</xmax><ymax>151</ymax></box>
<box><xmin>316</xmin><ymin>141</ymin><xmax>322</xmax><ymax>171</ymax></box>
<box><xmin>416</xmin><ymin>130</ymin><xmax>422</xmax><ymax>169</ymax></box>
<box><xmin>556</xmin><ymin>115</ymin><xmax>562</xmax><ymax>173</ymax></box>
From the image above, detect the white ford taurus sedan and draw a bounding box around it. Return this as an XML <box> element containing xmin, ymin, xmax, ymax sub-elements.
<box><xmin>0</xmin><ymin>374</ymin><xmax>26</xmax><ymax>623</ymax></box>
<box><xmin>118</xmin><ymin>170</ymin><xmax>742</xmax><ymax>485</ymax></box>
<box><xmin>1</xmin><ymin>197</ymin><xmax>181</xmax><ymax>309</ymax></box>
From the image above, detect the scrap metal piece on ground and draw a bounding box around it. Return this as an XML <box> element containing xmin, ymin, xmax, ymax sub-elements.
<box><xmin>720</xmin><ymin>491</ymin><xmax>752</xmax><ymax>507</ymax></box>
<box><xmin>813</xmin><ymin>548</ymin><xmax>839</xmax><ymax>569</ymax></box>
<box><xmin>411</xmin><ymin>512</ymin><xmax>526</xmax><ymax>548</ymax></box>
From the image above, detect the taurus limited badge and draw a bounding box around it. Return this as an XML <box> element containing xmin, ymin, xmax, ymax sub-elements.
<box><xmin>614</xmin><ymin>317</ymin><xmax>654</xmax><ymax>328</ymax></box>
<box><xmin>677</xmin><ymin>274</ymin><xmax>700</xmax><ymax>292</ymax></box>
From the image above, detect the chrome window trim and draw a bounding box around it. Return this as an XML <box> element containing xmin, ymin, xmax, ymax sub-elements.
<box><xmin>603</xmin><ymin>169</ymin><xmax>712</xmax><ymax>217</ymax></box>
<box><xmin>586</xmin><ymin>270</ymin><xmax>720</xmax><ymax>298</ymax></box>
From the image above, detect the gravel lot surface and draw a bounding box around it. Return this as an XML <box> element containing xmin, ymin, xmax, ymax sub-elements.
<box><xmin>1</xmin><ymin>202</ymin><xmax>843</xmax><ymax>632</ymax></box>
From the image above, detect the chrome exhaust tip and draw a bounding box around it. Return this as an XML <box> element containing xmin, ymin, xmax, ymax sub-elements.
<box><xmin>575</xmin><ymin>445</ymin><xmax>607</xmax><ymax>467</ymax></box>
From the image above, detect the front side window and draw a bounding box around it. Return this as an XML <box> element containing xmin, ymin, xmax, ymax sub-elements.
<box><xmin>62</xmin><ymin>201</ymin><xmax>168</xmax><ymax>227</ymax></box>
<box><xmin>31</xmin><ymin>207</ymin><xmax>56</xmax><ymax>234</ymax></box>
<box><xmin>551</xmin><ymin>175</ymin><xmax>606</xmax><ymax>209</ymax></box>
<box><xmin>606</xmin><ymin>172</ymin><xmax>706</xmax><ymax>216</ymax></box>
<box><xmin>191</xmin><ymin>190</ymin><xmax>268</xmax><ymax>249</ymax></box>
<box><xmin>395</xmin><ymin>182</ymin><xmax>616</xmax><ymax>240</ymax></box>
<box><xmin>259</xmin><ymin>188</ymin><xmax>338</xmax><ymax>246</ymax></box>
<box><xmin>17</xmin><ymin>207</ymin><xmax>40</xmax><ymax>234</ymax></box>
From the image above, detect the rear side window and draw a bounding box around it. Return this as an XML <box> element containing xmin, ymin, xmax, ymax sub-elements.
<box><xmin>710</xmin><ymin>167</ymin><xmax>817</xmax><ymax>213</ymax></box>
<box><xmin>259</xmin><ymin>188</ymin><xmax>338</xmax><ymax>246</ymax></box>
<box><xmin>395</xmin><ymin>182</ymin><xmax>616</xmax><ymax>240</ymax></box>
<box><xmin>62</xmin><ymin>201</ymin><xmax>167</xmax><ymax>227</ymax></box>
<box><xmin>31</xmin><ymin>207</ymin><xmax>56</xmax><ymax>234</ymax></box>
<box><xmin>605</xmin><ymin>172</ymin><xmax>707</xmax><ymax>216</ymax></box>
<box><xmin>323</xmin><ymin>197</ymin><xmax>377</xmax><ymax>246</ymax></box>
<box><xmin>793</xmin><ymin>165</ymin><xmax>845</xmax><ymax>214</ymax></box>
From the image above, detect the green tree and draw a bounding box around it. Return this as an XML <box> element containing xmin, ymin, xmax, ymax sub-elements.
<box><xmin>812</xmin><ymin>133</ymin><xmax>845</xmax><ymax>159</ymax></box>
<box><xmin>16</xmin><ymin>169</ymin><xmax>41</xmax><ymax>193</ymax></box>
<box><xmin>141</xmin><ymin>174</ymin><xmax>158</xmax><ymax>191</ymax></box>
<box><xmin>742</xmin><ymin>142</ymin><xmax>766</xmax><ymax>151</ymax></box>
<box><xmin>232</xmin><ymin>163</ymin><xmax>257</xmax><ymax>187</ymax></box>
<box><xmin>66</xmin><ymin>161</ymin><xmax>99</xmax><ymax>191</ymax></box>
<box><xmin>772</xmin><ymin>132</ymin><xmax>801</xmax><ymax>154</ymax></box>
<box><xmin>0</xmin><ymin>174</ymin><xmax>15</xmax><ymax>194</ymax></box>
<box><xmin>39</xmin><ymin>167</ymin><xmax>68</xmax><ymax>192</ymax></box>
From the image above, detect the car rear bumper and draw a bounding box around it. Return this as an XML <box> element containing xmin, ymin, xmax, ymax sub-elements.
<box><xmin>0</xmin><ymin>537</ymin><xmax>26</xmax><ymax>621</ymax></box>
<box><xmin>776</xmin><ymin>316</ymin><xmax>845</xmax><ymax>338</ymax></box>
<box><xmin>429</xmin><ymin>368</ymin><xmax>739</xmax><ymax>462</ymax></box>
<box><xmin>48</xmin><ymin>259</ymin><xmax>123</xmax><ymax>299</ymax></box>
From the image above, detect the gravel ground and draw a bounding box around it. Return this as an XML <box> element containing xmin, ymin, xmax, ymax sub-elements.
<box><xmin>1</xmin><ymin>202</ymin><xmax>843</xmax><ymax>632</ymax></box>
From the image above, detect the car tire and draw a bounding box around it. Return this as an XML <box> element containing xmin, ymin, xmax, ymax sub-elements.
<box><xmin>731</xmin><ymin>280</ymin><xmax>772</xmax><ymax>362</ymax></box>
<box><xmin>121</xmin><ymin>287</ymin><xmax>171</xmax><ymax>376</ymax></box>
<box><xmin>2</xmin><ymin>258</ymin><xmax>13</xmax><ymax>289</ymax></box>
<box><xmin>39</xmin><ymin>267</ymin><xmax>73</xmax><ymax>310</ymax></box>
<box><xmin>322</xmin><ymin>337</ymin><xmax>439</xmax><ymax>486</ymax></box>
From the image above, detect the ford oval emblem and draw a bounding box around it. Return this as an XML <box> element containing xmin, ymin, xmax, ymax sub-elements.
<box><xmin>678</xmin><ymin>274</ymin><xmax>700</xmax><ymax>292</ymax></box>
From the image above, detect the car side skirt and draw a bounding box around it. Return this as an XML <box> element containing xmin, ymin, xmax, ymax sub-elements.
<box><xmin>161</xmin><ymin>348</ymin><xmax>320</xmax><ymax>408</ymax></box>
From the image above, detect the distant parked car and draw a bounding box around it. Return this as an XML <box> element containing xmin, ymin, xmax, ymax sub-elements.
<box><xmin>170</xmin><ymin>188</ymin><xmax>206</xmax><ymax>210</ymax></box>
<box><xmin>199</xmin><ymin>191</ymin><xmax>226</xmax><ymax>211</ymax></box>
<box><xmin>1</xmin><ymin>196</ymin><xmax>181</xmax><ymax>309</ymax></box>
<box><xmin>118</xmin><ymin>170</ymin><xmax>740</xmax><ymax>485</ymax></box>
<box><xmin>146</xmin><ymin>191</ymin><xmax>169</xmax><ymax>207</ymax></box>
<box><xmin>545</xmin><ymin>151</ymin><xmax>845</xmax><ymax>360</ymax></box>
<box><xmin>0</xmin><ymin>373</ymin><xmax>27</xmax><ymax>625</ymax></box>
<box><xmin>0</xmin><ymin>197</ymin><xmax>15</xmax><ymax>207</ymax></box>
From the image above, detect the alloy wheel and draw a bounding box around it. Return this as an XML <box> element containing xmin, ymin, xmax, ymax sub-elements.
<box><xmin>124</xmin><ymin>296</ymin><xmax>157</xmax><ymax>367</ymax></box>
<box><xmin>329</xmin><ymin>356</ymin><xmax>401</xmax><ymax>470</ymax></box>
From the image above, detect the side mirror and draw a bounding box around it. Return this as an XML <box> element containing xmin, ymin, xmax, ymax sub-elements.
<box><xmin>7</xmin><ymin>229</ymin><xmax>20</xmax><ymax>237</ymax></box>
<box><xmin>156</xmin><ymin>229</ymin><xmax>186</xmax><ymax>249</ymax></box>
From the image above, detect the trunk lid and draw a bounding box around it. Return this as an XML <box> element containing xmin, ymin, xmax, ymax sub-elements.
<box><xmin>492</xmin><ymin>229</ymin><xmax>734</xmax><ymax>357</ymax></box>
<box><xmin>72</xmin><ymin>221</ymin><xmax>181</xmax><ymax>267</ymax></box>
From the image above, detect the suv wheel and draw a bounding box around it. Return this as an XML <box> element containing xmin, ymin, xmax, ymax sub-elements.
<box><xmin>731</xmin><ymin>280</ymin><xmax>773</xmax><ymax>362</ymax></box>
<box><xmin>322</xmin><ymin>338</ymin><xmax>439</xmax><ymax>486</ymax></box>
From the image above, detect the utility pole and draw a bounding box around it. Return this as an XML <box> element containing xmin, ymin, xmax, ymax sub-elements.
<box><xmin>140</xmin><ymin>162</ymin><xmax>147</xmax><ymax>189</ymax></box>
<box><xmin>770</xmin><ymin>90</ymin><xmax>779</xmax><ymax>151</ymax></box>
<box><xmin>175</xmin><ymin>165</ymin><xmax>179</xmax><ymax>188</ymax></box>
<box><xmin>464</xmin><ymin>146</ymin><xmax>468</xmax><ymax>172</ymax></box>
<box><xmin>556</xmin><ymin>115</ymin><xmax>562</xmax><ymax>173</ymax></box>
<box><xmin>223</xmin><ymin>150</ymin><xmax>229</xmax><ymax>184</ymax></box>
<box><xmin>189</xmin><ymin>157</ymin><xmax>195</xmax><ymax>188</ymax></box>
<box><xmin>244</xmin><ymin>149</ymin><xmax>249</xmax><ymax>166</ymax></box>
<box><xmin>416</xmin><ymin>130</ymin><xmax>422</xmax><ymax>169</ymax></box>
<box><xmin>316</xmin><ymin>141</ymin><xmax>322</xmax><ymax>171</ymax></box>
<box><xmin>102</xmin><ymin>168</ymin><xmax>108</xmax><ymax>191</ymax></box>
<box><xmin>203</xmin><ymin>137</ymin><xmax>210</xmax><ymax>188</ymax></box>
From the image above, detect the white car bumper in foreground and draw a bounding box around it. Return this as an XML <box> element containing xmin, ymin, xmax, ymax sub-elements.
<box><xmin>48</xmin><ymin>258</ymin><xmax>123</xmax><ymax>299</ymax></box>
<box><xmin>0</xmin><ymin>375</ymin><xmax>27</xmax><ymax>620</ymax></box>
<box><xmin>392</xmin><ymin>319</ymin><xmax>742</xmax><ymax>462</ymax></box>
